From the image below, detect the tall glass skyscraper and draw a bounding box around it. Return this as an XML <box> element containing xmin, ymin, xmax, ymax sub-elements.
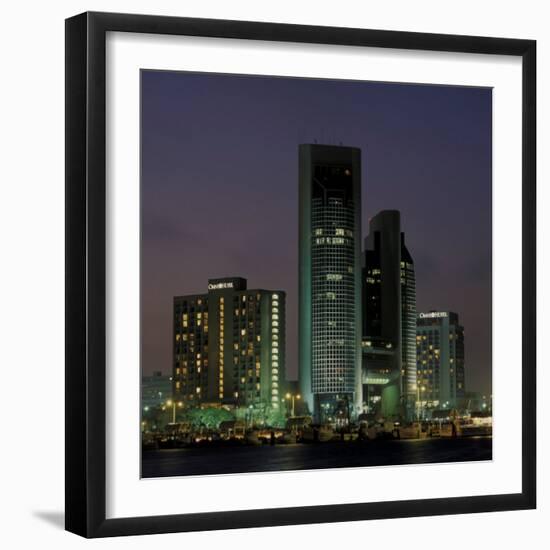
<box><xmin>363</xmin><ymin>210</ymin><xmax>417</xmax><ymax>418</ymax></box>
<box><xmin>298</xmin><ymin>144</ymin><xmax>362</xmax><ymax>422</ymax></box>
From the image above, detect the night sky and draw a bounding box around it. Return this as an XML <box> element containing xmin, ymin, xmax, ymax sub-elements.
<box><xmin>141</xmin><ymin>70</ymin><xmax>492</xmax><ymax>395</ymax></box>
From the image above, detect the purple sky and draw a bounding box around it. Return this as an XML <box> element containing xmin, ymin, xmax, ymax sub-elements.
<box><xmin>141</xmin><ymin>70</ymin><xmax>492</xmax><ymax>395</ymax></box>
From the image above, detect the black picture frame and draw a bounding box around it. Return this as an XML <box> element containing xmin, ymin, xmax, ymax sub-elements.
<box><xmin>65</xmin><ymin>11</ymin><xmax>536</xmax><ymax>538</ymax></box>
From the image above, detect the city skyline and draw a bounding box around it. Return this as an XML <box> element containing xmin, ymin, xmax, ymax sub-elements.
<box><xmin>141</xmin><ymin>70</ymin><xmax>492</xmax><ymax>395</ymax></box>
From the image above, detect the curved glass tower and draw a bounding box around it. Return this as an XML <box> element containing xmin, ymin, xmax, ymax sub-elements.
<box><xmin>298</xmin><ymin>144</ymin><xmax>362</xmax><ymax>422</ymax></box>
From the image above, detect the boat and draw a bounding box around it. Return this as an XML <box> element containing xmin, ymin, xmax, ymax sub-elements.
<box><xmin>301</xmin><ymin>424</ymin><xmax>335</xmax><ymax>442</ymax></box>
<box><xmin>458</xmin><ymin>413</ymin><xmax>492</xmax><ymax>436</ymax></box>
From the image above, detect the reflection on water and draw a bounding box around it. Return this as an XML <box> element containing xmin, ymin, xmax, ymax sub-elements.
<box><xmin>142</xmin><ymin>437</ymin><xmax>492</xmax><ymax>478</ymax></box>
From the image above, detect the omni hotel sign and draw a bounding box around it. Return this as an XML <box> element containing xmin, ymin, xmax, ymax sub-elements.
<box><xmin>419</xmin><ymin>311</ymin><xmax>448</xmax><ymax>319</ymax></box>
<box><xmin>207</xmin><ymin>277</ymin><xmax>247</xmax><ymax>291</ymax></box>
<box><xmin>208</xmin><ymin>281</ymin><xmax>234</xmax><ymax>290</ymax></box>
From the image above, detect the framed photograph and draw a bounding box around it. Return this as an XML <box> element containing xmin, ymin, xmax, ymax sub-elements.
<box><xmin>65</xmin><ymin>11</ymin><xmax>536</xmax><ymax>538</ymax></box>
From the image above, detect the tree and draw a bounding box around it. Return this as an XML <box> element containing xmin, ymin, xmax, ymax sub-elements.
<box><xmin>266</xmin><ymin>408</ymin><xmax>287</xmax><ymax>428</ymax></box>
<box><xmin>182</xmin><ymin>407</ymin><xmax>234</xmax><ymax>429</ymax></box>
<box><xmin>199</xmin><ymin>407</ymin><xmax>234</xmax><ymax>429</ymax></box>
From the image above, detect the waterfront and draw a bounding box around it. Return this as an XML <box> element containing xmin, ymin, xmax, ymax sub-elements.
<box><xmin>142</xmin><ymin>436</ymin><xmax>492</xmax><ymax>478</ymax></box>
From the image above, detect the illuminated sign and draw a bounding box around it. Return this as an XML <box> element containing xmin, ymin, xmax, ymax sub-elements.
<box><xmin>419</xmin><ymin>312</ymin><xmax>448</xmax><ymax>319</ymax></box>
<box><xmin>208</xmin><ymin>282</ymin><xmax>234</xmax><ymax>290</ymax></box>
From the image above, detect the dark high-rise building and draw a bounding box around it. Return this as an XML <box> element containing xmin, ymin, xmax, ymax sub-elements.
<box><xmin>416</xmin><ymin>311</ymin><xmax>465</xmax><ymax>410</ymax></box>
<box><xmin>298</xmin><ymin>144</ymin><xmax>362</xmax><ymax>421</ymax></box>
<box><xmin>173</xmin><ymin>277</ymin><xmax>285</xmax><ymax>411</ymax></box>
<box><xmin>362</xmin><ymin>210</ymin><xmax>417</xmax><ymax>418</ymax></box>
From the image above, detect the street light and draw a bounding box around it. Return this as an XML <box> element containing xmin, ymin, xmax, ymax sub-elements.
<box><xmin>165</xmin><ymin>399</ymin><xmax>183</xmax><ymax>423</ymax></box>
<box><xmin>285</xmin><ymin>393</ymin><xmax>301</xmax><ymax>417</ymax></box>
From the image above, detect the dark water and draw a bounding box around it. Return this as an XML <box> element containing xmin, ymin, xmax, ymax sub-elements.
<box><xmin>142</xmin><ymin>437</ymin><xmax>492</xmax><ymax>478</ymax></box>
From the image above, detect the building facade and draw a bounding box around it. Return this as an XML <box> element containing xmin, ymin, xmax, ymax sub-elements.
<box><xmin>173</xmin><ymin>277</ymin><xmax>285</xmax><ymax>411</ymax></box>
<box><xmin>362</xmin><ymin>210</ymin><xmax>417</xmax><ymax>418</ymax></box>
<box><xmin>416</xmin><ymin>311</ymin><xmax>465</xmax><ymax>411</ymax></box>
<box><xmin>141</xmin><ymin>371</ymin><xmax>172</xmax><ymax>409</ymax></box>
<box><xmin>298</xmin><ymin>144</ymin><xmax>362</xmax><ymax>421</ymax></box>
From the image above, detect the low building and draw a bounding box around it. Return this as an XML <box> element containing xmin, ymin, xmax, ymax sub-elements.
<box><xmin>416</xmin><ymin>311</ymin><xmax>465</xmax><ymax>410</ymax></box>
<box><xmin>141</xmin><ymin>371</ymin><xmax>172</xmax><ymax>409</ymax></box>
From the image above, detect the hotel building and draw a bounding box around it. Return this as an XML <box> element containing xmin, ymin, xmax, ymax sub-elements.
<box><xmin>298</xmin><ymin>144</ymin><xmax>362</xmax><ymax>421</ymax></box>
<box><xmin>362</xmin><ymin>210</ymin><xmax>417</xmax><ymax>418</ymax></box>
<box><xmin>416</xmin><ymin>311</ymin><xmax>465</xmax><ymax>410</ymax></box>
<box><xmin>173</xmin><ymin>277</ymin><xmax>285</xmax><ymax>410</ymax></box>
